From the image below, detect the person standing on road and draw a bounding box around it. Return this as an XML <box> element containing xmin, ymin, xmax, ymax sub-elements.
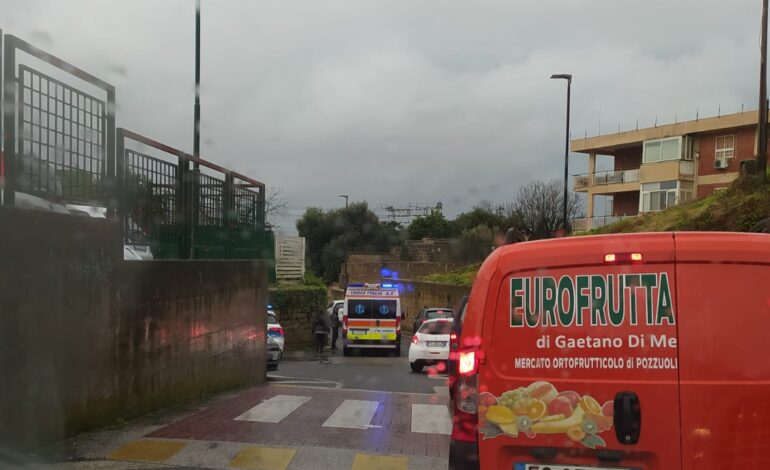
<box><xmin>329</xmin><ymin>304</ymin><xmax>341</xmax><ymax>351</ymax></box>
<box><xmin>312</xmin><ymin>309</ymin><xmax>331</xmax><ymax>363</ymax></box>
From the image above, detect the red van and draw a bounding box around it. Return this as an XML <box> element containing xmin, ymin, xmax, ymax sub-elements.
<box><xmin>449</xmin><ymin>232</ymin><xmax>770</xmax><ymax>470</ymax></box>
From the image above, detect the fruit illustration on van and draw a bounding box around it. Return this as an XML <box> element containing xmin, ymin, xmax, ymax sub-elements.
<box><xmin>478</xmin><ymin>381</ymin><xmax>613</xmax><ymax>449</ymax></box>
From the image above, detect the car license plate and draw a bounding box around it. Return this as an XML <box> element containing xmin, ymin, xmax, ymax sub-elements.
<box><xmin>270</xmin><ymin>352</ymin><xmax>279</xmax><ymax>360</ymax></box>
<box><xmin>427</xmin><ymin>341</ymin><xmax>446</xmax><ymax>347</ymax></box>
<box><xmin>351</xmin><ymin>329</ymin><xmax>368</xmax><ymax>335</ymax></box>
<box><xmin>514</xmin><ymin>464</ymin><xmax>631</xmax><ymax>470</ymax></box>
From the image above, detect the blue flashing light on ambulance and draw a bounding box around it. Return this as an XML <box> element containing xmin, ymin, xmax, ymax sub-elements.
<box><xmin>341</xmin><ymin>283</ymin><xmax>402</xmax><ymax>356</ymax></box>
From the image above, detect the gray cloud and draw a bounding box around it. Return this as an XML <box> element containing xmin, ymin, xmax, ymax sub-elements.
<box><xmin>4</xmin><ymin>0</ymin><xmax>763</xmax><ymax>231</ymax></box>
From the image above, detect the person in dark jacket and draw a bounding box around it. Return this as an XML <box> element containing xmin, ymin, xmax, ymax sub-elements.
<box><xmin>329</xmin><ymin>304</ymin><xmax>342</xmax><ymax>351</ymax></box>
<box><xmin>312</xmin><ymin>309</ymin><xmax>331</xmax><ymax>362</ymax></box>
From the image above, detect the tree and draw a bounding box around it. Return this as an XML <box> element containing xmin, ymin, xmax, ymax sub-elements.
<box><xmin>264</xmin><ymin>186</ymin><xmax>288</xmax><ymax>229</ymax></box>
<box><xmin>454</xmin><ymin>224</ymin><xmax>495</xmax><ymax>262</ymax></box>
<box><xmin>513</xmin><ymin>180</ymin><xmax>582</xmax><ymax>240</ymax></box>
<box><xmin>407</xmin><ymin>212</ymin><xmax>454</xmax><ymax>240</ymax></box>
<box><xmin>296</xmin><ymin>202</ymin><xmax>404</xmax><ymax>283</ymax></box>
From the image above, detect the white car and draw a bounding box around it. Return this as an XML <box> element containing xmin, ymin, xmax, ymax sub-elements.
<box><xmin>408</xmin><ymin>318</ymin><xmax>453</xmax><ymax>373</ymax></box>
<box><xmin>267</xmin><ymin>309</ymin><xmax>285</xmax><ymax>351</ymax></box>
<box><xmin>327</xmin><ymin>300</ymin><xmax>345</xmax><ymax>323</ymax></box>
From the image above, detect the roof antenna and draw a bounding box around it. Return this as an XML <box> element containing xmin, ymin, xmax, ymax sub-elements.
<box><xmin>741</xmin><ymin>101</ymin><xmax>745</xmax><ymax>112</ymax></box>
<box><xmin>654</xmin><ymin>115</ymin><xmax>658</xmax><ymax>127</ymax></box>
<box><xmin>675</xmin><ymin>112</ymin><xmax>678</xmax><ymax>124</ymax></box>
<box><xmin>696</xmin><ymin>107</ymin><xmax>699</xmax><ymax>121</ymax></box>
<box><xmin>718</xmin><ymin>104</ymin><xmax>721</xmax><ymax>117</ymax></box>
<box><xmin>636</xmin><ymin>119</ymin><xmax>639</xmax><ymax>131</ymax></box>
<box><xmin>618</xmin><ymin>123</ymin><xmax>621</xmax><ymax>134</ymax></box>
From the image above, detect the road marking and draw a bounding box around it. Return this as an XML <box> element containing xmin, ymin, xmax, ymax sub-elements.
<box><xmin>235</xmin><ymin>395</ymin><xmax>311</xmax><ymax>423</ymax></box>
<box><xmin>410</xmin><ymin>404</ymin><xmax>453</xmax><ymax>435</ymax></box>
<box><xmin>322</xmin><ymin>399</ymin><xmax>379</xmax><ymax>429</ymax></box>
<box><xmin>351</xmin><ymin>453</ymin><xmax>408</xmax><ymax>470</ymax></box>
<box><xmin>230</xmin><ymin>446</ymin><xmax>296</xmax><ymax>470</ymax></box>
<box><xmin>106</xmin><ymin>439</ymin><xmax>185</xmax><ymax>462</ymax></box>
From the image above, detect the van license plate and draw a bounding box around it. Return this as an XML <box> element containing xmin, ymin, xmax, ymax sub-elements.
<box><xmin>515</xmin><ymin>464</ymin><xmax>631</xmax><ymax>470</ymax></box>
<box><xmin>427</xmin><ymin>341</ymin><xmax>447</xmax><ymax>347</ymax></box>
<box><xmin>351</xmin><ymin>329</ymin><xmax>367</xmax><ymax>335</ymax></box>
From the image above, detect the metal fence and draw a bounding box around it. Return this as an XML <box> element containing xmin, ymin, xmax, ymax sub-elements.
<box><xmin>3</xmin><ymin>34</ymin><xmax>115</xmax><ymax>209</ymax></box>
<box><xmin>1</xmin><ymin>31</ymin><xmax>272</xmax><ymax>261</ymax></box>
<box><xmin>117</xmin><ymin>128</ymin><xmax>273</xmax><ymax>260</ymax></box>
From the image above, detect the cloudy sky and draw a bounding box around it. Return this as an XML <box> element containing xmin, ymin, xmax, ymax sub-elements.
<box><xmin>4</xmin><ymin>0</ymin><xmax>762</xmax><ymax>232</ymax></box>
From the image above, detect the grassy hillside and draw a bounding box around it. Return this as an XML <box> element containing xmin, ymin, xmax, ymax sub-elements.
<box><xmin>420</xmin><ymin>263</ymin><xmax>480</xmax><ymax>286</ymax></box>
<box><xmin>588</xmin><ymin>177</ymin><xmax>770</xmax><ymax>235</ymax></box>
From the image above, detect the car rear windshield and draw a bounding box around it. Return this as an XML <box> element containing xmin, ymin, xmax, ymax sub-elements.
<box><xmin>419</xmin><ymin>320</ymin><xmax>453</xmax><ymax>334</ymax></box>
<box><xmin>267</xmin><ymin>314</ymin><xmax>278</xmax><ymax>324</ymax></box>
<box><xmin>426</xmin><ymin>309</ymin><xmax>453</xmax><ymax>319</ymax></box>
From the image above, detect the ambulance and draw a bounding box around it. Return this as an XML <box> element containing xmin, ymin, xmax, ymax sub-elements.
<box><xmin>341</xmin><ymin>283</ymin><xmax>402</xmax><ymax>356</ymax></box>
<box><xmin>449</xmin><ymin>232</ymin><xmax>770</xmax><ymax>470</ymax></box>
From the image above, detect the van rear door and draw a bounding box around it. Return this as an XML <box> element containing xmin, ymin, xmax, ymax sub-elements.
<box><xmin>675</xmin><ymin>232</ymin><xmax>770</xmax><ymax>470</ymax></box>
<box><xmin>478</xmin><ymin>233</ymin><xmax>680</xmax><ymax>470</ymax></box>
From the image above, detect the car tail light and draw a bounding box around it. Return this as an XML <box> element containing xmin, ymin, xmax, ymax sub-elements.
<box><xmin>449</xmin><ymin>331</ymin><xmax>458</xmax><ymax>350</ymax></box>
<box><xmin>268</xmin><ymin>327</ymin><xmax>284</xmax><ymax>336</ymax></box>
<box><xmin>411</xmin><ymin>334</ymin><xmax>418</xmax><ymax>344</ymax></box>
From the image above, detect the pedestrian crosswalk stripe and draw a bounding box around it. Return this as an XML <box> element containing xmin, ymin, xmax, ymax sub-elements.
<box><xmin>351</xmin><ymin>453</ymin><xmax>408</xmax><ymax>470</ymax></box>
<box><xmin>322</xmin><ymin>399</ymin><xmax>379</xmax><ymax>429</ymax></box>
<box><xmin>235</xmin><ymin>395</ymin><xmax>311</xmax><ymax>423</ymax></box>
<box><xmin>107</xmin><ymin>439</ymin><xmax>185</xmax><ymax>462</ymax></box>
<box><xmin>230</xmin><ymin>446</ymin><xmax>296</xmax><ymax>470</ymax></box>
<box><xmin>410</xmin><ymin>404</ymin><xmax>453</xmax><ymax>435</ymax></box>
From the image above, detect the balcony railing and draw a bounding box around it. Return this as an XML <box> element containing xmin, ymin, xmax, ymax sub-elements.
<box><xmin>572</xmin><ymin>215</ymin><xmax>636</xmax><ymax>232</ymax></box>
<box><xmin>679</xmin><ymin>160</ymin><xmax>695</xmax><ymax>176</ymax></box>
<box><xmin>574</xmin><ymin>169</ymin><xmax>640</xmax><ymax>189</ymax></box>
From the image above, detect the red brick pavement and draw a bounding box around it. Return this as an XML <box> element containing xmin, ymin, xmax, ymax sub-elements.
<box><xmin>147</xmin><ymin>384</ymin><xmax>451</xmax><ymax>458</ymax></box>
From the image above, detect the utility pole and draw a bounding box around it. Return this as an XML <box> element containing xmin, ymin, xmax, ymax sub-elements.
<box><xmin>194</xmin><ymin>0</ymin><xmax>201</xmax><ymax>161</ymax></box>
<box><xmin>759</xmin><ymin>0</ymin><xmax>768</xmax><ymax>182</ymax></box>
<box><xmin>551</xmin><ymin>74</ymin><xmax>573</xmax><ymax>232</ymax></box>
<box><xmin>339</xmin><ymin>195</ymin><xmax>349</xmax><ymax>285</ymax></box>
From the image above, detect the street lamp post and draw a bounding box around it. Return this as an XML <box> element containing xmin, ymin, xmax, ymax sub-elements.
<box><xmin>551</xmin><ymin>73</ymin><xmax>573</xmax><ymax>233</ymax></box>
<box><xmin>339</xmin><ymin>195</ymin><xmax>349</xmax><ymax>285</ymax></box>
<box><xmin>758</xmin><ymin>0</ymin><xmax>768</xmax><ymax>182</ymax></box>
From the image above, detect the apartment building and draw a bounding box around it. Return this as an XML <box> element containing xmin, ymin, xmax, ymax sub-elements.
<box><xmin>571</xmin><ymin>110</ymin><xmax>763</xmax><ymax>231</ymax></box>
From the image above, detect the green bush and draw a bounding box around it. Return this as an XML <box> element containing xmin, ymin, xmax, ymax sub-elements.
<box><xmin>268</xmin><ymin>284</ymin><xmax>328</xmax><ymax>316</ymax></box>
<box><xmin>303</xmin><ymin>271</ymin><xmax>325</xmax><ymax>287</ymax></box>
<box><xmin>420</xmin><ymin>263</ymin><xmax>481</xmax><ymax>286</ymax></box>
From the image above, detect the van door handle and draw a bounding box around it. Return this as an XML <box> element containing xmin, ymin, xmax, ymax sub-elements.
<box><xmin>613</xmin><ymin>391</ymin><xmax>641</xmax><ymax>445</ymax></box>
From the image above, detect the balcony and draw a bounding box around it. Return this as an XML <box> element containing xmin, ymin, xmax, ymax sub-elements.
<box><xmin>572</xmin><ymin>215</ymin><xmax>636</xmax><ymax>232</ymax></box>
<box><xmin>573</xmin><ymin>169</ymin><xmax>640</xmax><ymax>192</ymax></box>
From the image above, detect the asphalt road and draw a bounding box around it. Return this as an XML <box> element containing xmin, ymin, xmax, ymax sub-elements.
<box><xmin>271</xmin><ymin>335</ymin><xmax>449</xmax><ymax>395</ymax></box>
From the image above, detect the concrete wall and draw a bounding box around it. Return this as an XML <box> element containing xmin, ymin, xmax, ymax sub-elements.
<box><xmin>0</xmin><ymin>207</ymin><xmax>268</xmax><ymax>448</ymax></box>
<box><xmin>400</xmin><ymin>281</ymin><xmax>470</xmax><ymax>333</ymax></box>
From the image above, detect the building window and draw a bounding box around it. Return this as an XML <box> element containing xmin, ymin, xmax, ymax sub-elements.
<box><xmin>715</xmin><ymin>135</ymin><xmax>735</xmax><ymax>160</ymax></box>
<box><xmin>643</xmin><ymin>136</ymin><xmax>692</xmax><ymax>163</ymax></box>
<box><xmin>640</xmin><ymin>180</ymin><xmax>693</xmax><ymax>212</ymax></box>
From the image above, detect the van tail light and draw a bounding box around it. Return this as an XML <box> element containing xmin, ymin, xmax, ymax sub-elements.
<box><xmin>604</xmin><ymin>252</ymin><xmax>643</xmax><ymax>264</ymax></box>
<box><xmin>396</xmin><ymin>315</ymin><xmax>401</xmax><ymax>335</ymax></box>
<box><xmin>411</xmin><ymin>334</ymin><xmax>418</xmax><ymax>344</ymax></box>
<box><xmin>458</xmin><ymin>350</ymin><xmax>478</xmax><ymax>376</ymax></box>
<box><xmin>452</xmin><ymin>355</ymin><xmax>480</xmax><ymax>442</ymax></box>
<box><xmin>342</xmin><ymin>315</ymin><xmax>348</xmax><ymax>334</ymax></box>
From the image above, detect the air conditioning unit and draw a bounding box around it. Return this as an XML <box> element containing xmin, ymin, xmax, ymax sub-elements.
<box><xmin>714</xmin><ymin>159</ymin><xmax>729</xmax><ymax>169</ymax></box>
